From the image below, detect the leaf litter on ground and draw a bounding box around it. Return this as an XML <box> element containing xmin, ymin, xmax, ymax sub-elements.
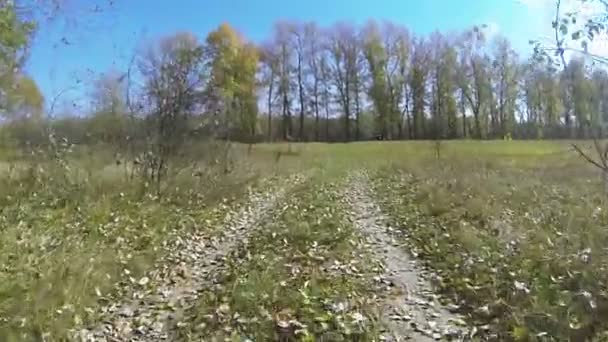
<box><xmin>73</xmin><ymin>172</ymin><xmax>309</xmax><ymax>341</ymax></box>
<box><xmin>343</xmin><ymin>170</ymin><xmax>469</xmax><ymax>341</ymax></box>
<box><xmin>371</xmin><ymin>161</ymin><xmax>608</xmax><ymax>341</ymax></box>
<box><xmin>179</xmin><ymin>174</ymin><xmax>384</xmax><ymax>341</ymax></box>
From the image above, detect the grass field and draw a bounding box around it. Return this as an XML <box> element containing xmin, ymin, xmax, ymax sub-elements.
<box><xmin>0</xmin><ymin>140</ymin><xmax>606</xmax><ymax>341</ymax></box>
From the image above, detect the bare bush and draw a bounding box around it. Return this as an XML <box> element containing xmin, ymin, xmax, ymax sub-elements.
<box><xmin>131</xmin><ymin>32</ymin><xmax>208</xmax><ymax>193</ymax></box>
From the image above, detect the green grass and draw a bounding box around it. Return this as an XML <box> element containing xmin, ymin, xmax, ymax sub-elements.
<box><xmin>181</xmin><ymin>172</ymin><xmax>382</xmax><ymax>341</ymax></box>
<box><xmin>370</xmin><ymin>144</ymin><xmax>607</xmax><ymax>341</ymax></box>
<box><xmin>0</xmin><ymin>144</ymin><xmax>275</xmax><ymax>341</ymax></box>
<box><xmin>1</xmin><ymin>139</ymin><xmax>607</xmax><ymax>340</ymax></box>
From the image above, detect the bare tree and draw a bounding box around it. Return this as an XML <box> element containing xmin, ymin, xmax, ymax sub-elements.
<box><xmin>273</xmin><ymin>22</ymin><xmax>294</xmax><ymax>141</ymax></box>
<box><xmin>491</xmin><ymin>36</ymin><xmax>519</xmax><ymax>139</ymax></box>
<box><xmin>352</xmin><ymin>34</ymin><xmax>364</xmax><ymax>141</ymax></box>
<box><xmin>86</xmin><ymin>70</ymin><xmax>130</xmax><ymax>145</ymax></box>
<box><xmin>304</xmin><ymin>22</ymin><xmax>324</xmax><ymax>141</ymax></box>
<box><xmin>457</xmin><ymin>27</ymin><xmax>489</xmax><ymax>139</ymax></box>
<box><xmin>328</xmin><ymin>22</ymin><xmax>358</xmax><ymax>142</ymax></box>
<box><xmin>136</xmin><ymin>31</ymin><xmax>206</xmax><ymax>192</ymax></box>
<box><xmin>260</xmin><ymin>42</ymin><xmax>279</xmax><ymax>141</ymax></box>
<box><xmin>398</xmin><ymin>32</ymin><xmax>413</xmax><ymax>139</ymax></box>
<box><xmin>319</xmin><ymin>50</ymin><xmax>332</xmax><ymax>141</ymax></box>
<box><xmin>289</xmin><ymin>22</ymin><xmax>308</xmax><ymax>141</ymax></box>
<box><xmin>410</xmin><ymin>38</ymin><xmax>431</xmax><ymax>139</ymax></box>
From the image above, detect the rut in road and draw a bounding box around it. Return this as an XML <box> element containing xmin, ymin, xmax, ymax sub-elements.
<box><xmin>344</xmin><ymin>171</ymin><xmax>469</xmax><ymax>341</ymax></box>
<box><xmin>75</xmin><ymin>173</ymin><xmax>308</xmax><ymax>342</ymax></box>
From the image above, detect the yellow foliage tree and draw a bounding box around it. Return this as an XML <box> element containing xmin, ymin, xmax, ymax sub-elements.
<box><xmin>206</xmin><ymin>23</ymin><xmax>259</xmax><ymax>141</ymax></box>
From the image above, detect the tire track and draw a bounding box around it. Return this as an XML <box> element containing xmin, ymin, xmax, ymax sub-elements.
<box><xmin>74</xmin><ymin>173</ymin><xmax>308</xmax><ymax>342</ymax></box>
<box><xmin>344</xmin><ymin>170</ymin><xmax>468</xmax><ymax>341</ymax></box>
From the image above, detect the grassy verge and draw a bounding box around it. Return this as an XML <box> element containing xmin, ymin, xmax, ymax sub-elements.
<box><xmin>0</xmin><ymin>160</ymin><xmax>269</xmax><ymax>341</ymax></box>
<box><xmin>372</xmin><ymin>155</ymin><xmax>608</xmax><ymax>341</ymax></box>
<box><xmin>180</xmin><ymin>174</ymin><xmax>382</xmax><ymax>341</ymax></box>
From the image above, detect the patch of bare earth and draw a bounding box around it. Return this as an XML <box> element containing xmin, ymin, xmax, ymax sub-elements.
<box><xmin>344</xmin><ymin>171</ymin><xmax>469</xmax><ymax>341</ymax></box>
<box><xmin>74</xmin><ymin>173</ymin><xmax>307</xmax><ymax>342</ymax></box>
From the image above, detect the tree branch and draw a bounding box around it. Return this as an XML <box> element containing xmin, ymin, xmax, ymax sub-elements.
<box><xmin>48</xmin><ymin>84</ymin><xmax>80</xmax><ymax>116</ymax></box>
<box><xmin>554</xmin><ymin>0</ymin><xmax>568</xmax><ymax>67</ymax></box>
<box><xmin>572</xmin><ymin>143</ymin><xmax>606</xmax><ymax>170</ymax></box>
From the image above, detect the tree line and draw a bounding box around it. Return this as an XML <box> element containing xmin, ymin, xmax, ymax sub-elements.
<box><xmin>3</xmin><ymin>9</ymin><xmax>608</xmax><ymax>145</ymax></box>
<box><xmin>257</xmin><ymin>20</ymin><xmax>608</xmax><ymax>141</ymax></box>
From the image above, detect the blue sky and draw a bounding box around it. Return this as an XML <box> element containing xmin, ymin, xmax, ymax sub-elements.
<box><xmin>24</xmin><ymin>0</ymin><xmax>554</xmax><ymax>111</ymax></box>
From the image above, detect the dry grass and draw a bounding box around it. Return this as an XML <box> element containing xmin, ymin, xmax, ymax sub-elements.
<box><xmin>1</xmin><ymin>139</ymin><xmax>606</xmax><ymax>340</ymax></box>
<box><xmin>371</xmin><ymin>142</ymin><xmax>608</xmax><ymax>340</ymax></box>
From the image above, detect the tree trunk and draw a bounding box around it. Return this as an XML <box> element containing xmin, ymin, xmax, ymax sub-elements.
<box><xmin>398</xmin><ymin>111</ymin><xmax>404</xmax><ymax>139</ymax></box>
<box><xmin>460</xmin><ymin>90</ymin><xmax>467</xmax><ymax>138</ymax></box>
<box><xmin>343</xmin><ymin>79</ymin><xmax>351</xmax><ymax>142</ymax></box>
<box><xmin>354</xmin><ymin>82</ymin><xmax>361</xmax><ymax>141</ymax></box>
<box><xmin>267</xmin><ymin>77</ymin><xmax>274</xmax><ymax>142</ymax></box>
<box><xmin>282</xmin><ymin>91</ymin><xmax>292</xmax><ymax>141</ymax></box>
<box><xmin>297</xmin><ymin>54</ymin><xmax>305</xmax><ymax>141</ymax></box>
<box><xmin>344</xmin><ymin>104</ymin><xmax>350</xmax><ymax>142</ymax></box>
<box><xmin>435</xmin><ymin>74</ymin><xmax>442</xmax><ymax>139</ymax></box>
<box><xmin>473</xmin><ymin>106</ymin><xmax>482</xmax><ymax>139</ymax></box>
<box><xmin>499</xmin><ymin>78</ymin><xmax>506</xmax><ymax>137</ymax></box>
<box><xmin>324</xmin><ymin>87</ymin><xmax>330</xmax><ymax>141</ymax></box>
<box><xmin>603</xmin><ymin>169</ymin><xmax>608</xmax><ymax>195</ymax></box>
<box><xmin>282</xmin><ymin>93</ymin><xmax>288</xmax><ymax>140</ymax></box>
<box><xmin>386</xmin><ymin>77</ymin><xmax>394</xmax><ymax>140</ymax></box>
<box><xmin>399</xmin><ymin>90</ymin><xmax>408</xmax><ymax>140</ymax></box>
<box><xmin>314</xmin><ymin>87</ymin><xmax>320</xmax><ymax>141</ymax></box>
<box><xmin>404</xmin><ymin>86</ymin><xmax>411</xmax><ymax>139</ymax></box>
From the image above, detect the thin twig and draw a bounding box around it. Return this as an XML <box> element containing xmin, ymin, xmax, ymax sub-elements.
<box><xmin>554</xmin><ymin>0</ymin><xmax>568</xmax><ymax>67</ymax></box>
<box><xmin>124</xmin><ymin>51</ymin><xmax>138</xmax><ymax>117</ymax></box>
<box><xmin>592</xmin><ymin>138</ymin><xmax>608</xmax><ymax>168</ymax></box>
<box><xmin>554</xmin><ymin>0</ymin><xmax>608</xmax><ymax>180</ymax></box>
<box><xmin>572</xmin><ymin>143</ymin><xmax>605</xmax><ymax>170</ymax></box>
<box><xmin>48</xmin><ymin>85</ymin><xmax>79</xmax><ymax>116</ymax></box>
<box><xmin>540</xmin><ymin>46</ymin><xmax>608</xmax><ymax>64</ymax></box>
